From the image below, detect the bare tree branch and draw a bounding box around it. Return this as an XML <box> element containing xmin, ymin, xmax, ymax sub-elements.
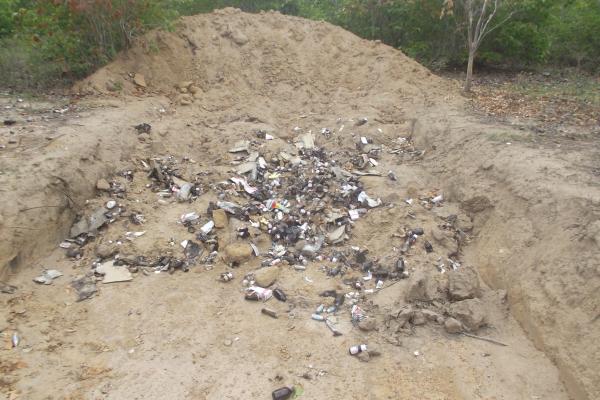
<box><xmin>480</xmin><ymin>10</ymin><xmax>516</xmax><ymax>42</ymax></box>
<box><xmin>473</xmin><ymin>0</ymin><xmax>490</xmax><ymax>48</ymax></box>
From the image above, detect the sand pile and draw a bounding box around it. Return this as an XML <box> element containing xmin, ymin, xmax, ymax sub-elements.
<box><xmin>75</xmin><ymin>8</ymin><xmax>450</xmax><ymax>104</ymax></box>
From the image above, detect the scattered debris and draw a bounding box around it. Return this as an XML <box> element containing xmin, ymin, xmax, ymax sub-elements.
<box><xmin>33</xmin><ymin>269</ymin><xmax>63</xmax><ymax>285</ymax></box>
<box><xmin>355</xmin><ymin>117</ymin><xmax>368</xmax><ymax>126</ymax></box>
<box><xmin>26</xmin><ymin>101</ymin><xmax>499</xmax><ymax>384</ymax></box>
<box><xmin>261</xmin><ymin>307</ymin><xmax>278</xmax><ymax>318</ymax></box>
<box><xmin>272</xmin><ymin>386</ymin><xmax>294</xmax><ymax>400</ymax></box>
<box><xmin>0</xmin><ymin>281</ymin><xmax>17</xmax><ymax>294</ymax></box>
<box><xmin>245</xmin><ymin>286</ymin><xmax>272</xmax><ymax>301</ymax></box>
<box><xmin>349</xmin><ymin>344</ymin><xmax>367</xmax><ymax>355</ymax></box>
<box><xmin>462</xmin><ymin>332</ymin><xmax>508</xmax><ymax>347</ymax></box>
<box><xmin>70</xmin><ymin>208</ymin><xmax>109</xmax><ymax>238</ymax></box>
<box><xmin>273</xmin><ymin>288</ymin><xmax>287</xmax><ymax>302</ymax></box>
<box><xmin>229</xmin><ymin>140</ymin><xmax>250</xmax><ymax>153</ymax></box>
<box><xmin>71</xmin><ymin>275</ymin><xmax>97</xmax><ymax>301</ymax></box>
<box><xmin>134</xmin><ymin>123</ymin><xmax>151</xmax><ymax>133</ymax></box>
<box><xmin>220</xmin><ymin>272</ymin><xmax>234</xmax><ymax>282</ymax></box>
<box><xmin>95</xmin><ymin>261</ymin><xmax>133</xmax><ymax>283</ymax></box>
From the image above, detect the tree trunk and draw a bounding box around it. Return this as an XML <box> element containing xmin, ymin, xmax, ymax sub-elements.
<box><xmin>465</xmin><ymin>50</ymin><xmax>475</xmax><ymax>92</ymax></box>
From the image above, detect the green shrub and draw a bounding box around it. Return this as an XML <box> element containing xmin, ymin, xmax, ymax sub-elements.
<box><xmin>1</xmin><ymin>0</ymin><xmax>176</xmax><ymax>89</ymax></box>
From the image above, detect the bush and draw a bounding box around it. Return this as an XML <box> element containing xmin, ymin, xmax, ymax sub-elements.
<box><xmin>1</xmin><ymin>0</ymin><xmax>176</xmax><ymax>89</ymax></box>
<box><xmin>548</xmin><ymin>0</ymin><xmax>600</xmax><ymax>70</ymax></box>
<box><xmin>0</xmin><ymin>37</ymin><xmax>67</xmax><ymax>89</ymax></box>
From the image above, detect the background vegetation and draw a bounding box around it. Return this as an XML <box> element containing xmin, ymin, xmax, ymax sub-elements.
<box><xmin>1</xmin><ymin>0</ymin><xmax>599</xmax><ymax>90</ymax></box>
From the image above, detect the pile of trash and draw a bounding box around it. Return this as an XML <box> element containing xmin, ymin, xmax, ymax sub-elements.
<box><xmin>53</xmin><ymin>120</ymin><xmax>481</xmax><ymax>363</ymax></box>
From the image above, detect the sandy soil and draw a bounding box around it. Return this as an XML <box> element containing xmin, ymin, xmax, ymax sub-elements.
<box><xmin>1</xmin><ymin>8</ymin><xmax>598</xmax><ymax>400</ymax></box>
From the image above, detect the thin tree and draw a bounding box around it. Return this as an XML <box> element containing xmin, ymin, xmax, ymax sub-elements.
<box><xmin>443</xmin><ymin>0</ymin><xmax>514</xmax><ymax>92</ymax></box>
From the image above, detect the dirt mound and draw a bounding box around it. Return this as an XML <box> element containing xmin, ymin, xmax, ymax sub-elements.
<box><xmin>75</xmin><ymin>8</ymin><xmax>450</xmax><ymax>102</ymax></box>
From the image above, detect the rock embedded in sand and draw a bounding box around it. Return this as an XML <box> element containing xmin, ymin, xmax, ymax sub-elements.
<box><xmin>212</xmin><ymin>209</ymin><xmax>228</xmax><ymax>229</ymax></box>
<box><xmin>448</xmin><ymin>266</ymin><xmax>480</xmax><ymax>301</ymax></box>
<box><xmin>230</xmin><ymin>30</ymin><xmax>249</xmax><ymax>45</ymax></box>
<box><xmin>178</xmin><ymin>81</ymin><xmax>193</xmax><ymax>90</ymax></box>
<box><xmin>96</xmin><ymin>179</ymin><xmax>111</xmax><ymax>191</ymax></box>
<box><xmin>66</xmin><ymin>247</ymin><xmax>82</xmax><ymax>258</ymax></box>
<box><xmin>95</xmin><ymin>243</ymin><xmax>116</xmax><ymax>259</ymax></box>
<box><xmin>444</xmin><ymin>317</ymin><xmax>463</xmax><ymax>333</ymax></box>
<box><xmin>406</xmin><ymin>270</ymin><xmax>435</xmax><ymax>302</ymax></box>
<box><xmin>449</xmin><ymin>298</ymin><xmax>486</xmax><ymax>331</ymax></box>
<box><xmin>431</xmin><ymin>227</ymin><xmax>459</xmax><ymax>255</ymax></box>
<box><xmin>421</xmin><ymin>309</ymin><xmax>441</xmax><ymax>322</ymax></box>
<box><xmin>358</xmin><ymin>317</ymin><xmax>378</xmax><ymax>332</ymax></box>
<box><xmin>223</xmin><ymin>243</ymin><xmax>253</xmax><ymax>265</ymax></box>
<box><xmin>253</xmin><ymin>266</ymin><xmax>279</xmax><ymax>287</ymax></box>
<box><xmin>179</xmin><ymin>94</ymin><xmax>193</xmax><ymax>105</ymax></box>
<box><xmin>133</xmin><ymin>73</ymin><xmax>147</xmax><ymax>88</ymax></box>
<box><xmin>410</xmin><ymin>311</ymin><xmax>426</xmax><ymax>326</ymax></box>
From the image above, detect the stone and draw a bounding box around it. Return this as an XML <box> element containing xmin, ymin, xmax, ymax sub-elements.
<box><xmin>448</xmin><ymin>266</ymin><xmax>480</xmax><ymax>301</ymax></box>
<box><xmin>253</xmin><ymin>266</ymin><xmax>280</xmax><ymax>287</ymax></box>
<box><xmin>449</xmin><ymin>298</ymin><xmax>486</xmax><ymax>331</ymax></box>
<box><xmin>406</xmin><ymin>270</ymin><xmax>433</xmax><ymax>302</ymax></box>
<box><xmin>133</xmin><ymin>73</ymin><xmax>146</xmax><ymax>88</ymax></box>
<box><xmin>230</xmin><ymin>30</ymin><xmax>249</xmax><ymax>45</ymax></box>
<box><xmin>118</xmin><ymin>254</ymin><xmax>138</xmax><ymax>266</ymax></box>
<box><xmin>410</xmin><ymin>311</ymin><xmax>426</xmax><ymax>326</ymax></box>
<box><xmin>223</xmin><ymin>243</ymin><xmax>253</xmax><ymax>265</ymax></box>
<box><xmin>189</xmin><ymin>86</ymin><xmax>201</xmax><ymax>94</ymax></box>
<box><xmin>357</xmin><ymin>351</ymin><xmax>370</xmax><ymax>362</ymax></box>
<box><xmin>431</xmin><ymin>227</ymin><xmax>459</xmax><ymax>256</ymax></box>
<box><xmin>421</xmin><ymin>309</ymin><xmax>440</xmax><ymax>322</ymax></box>
<box><xmin>358</xmin><ymin>317</ymin><xmax>377</xmax><ymax>332</ymax></box>
<box><xmin>95</xmin><ymin>243</ymin><xmax>116</xmax><ymax>259</ymax></box>
<box><xmin>223</xmin><ymin>339</ymin><xmax>233</xmax><ymax>347</ymax></box>
<box><xmin>66</xmin><ymin>247</ymin><xmax>82</xmax><ymax>258</ymax></box>
<box><xmin>179</xmin><ymin>94</ymin><xmax>193</xmax><ymax>105</ymax></box>
<box><xmin>212</xmin><ymin>209</ymin><xmax>228</xmax><ymax>229</ymax></box>
<box><xmin>178</xmin><ymin>81</ymin><xmax>193</xmax><ymax>90</ymax></box>
<box><xmin>388</xmin><ymin>306</ymin><xmax>414</xmax><ymax>331</ymax></box>
<box><xmin>444</xmin><ymin>317</ymin><xmax>463</xmax><ymax>334</ymax></box>
<box><xmin>96</xmin><ymin>179</ymin><xmax>111</xmax><ymax>191</ymax></box>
